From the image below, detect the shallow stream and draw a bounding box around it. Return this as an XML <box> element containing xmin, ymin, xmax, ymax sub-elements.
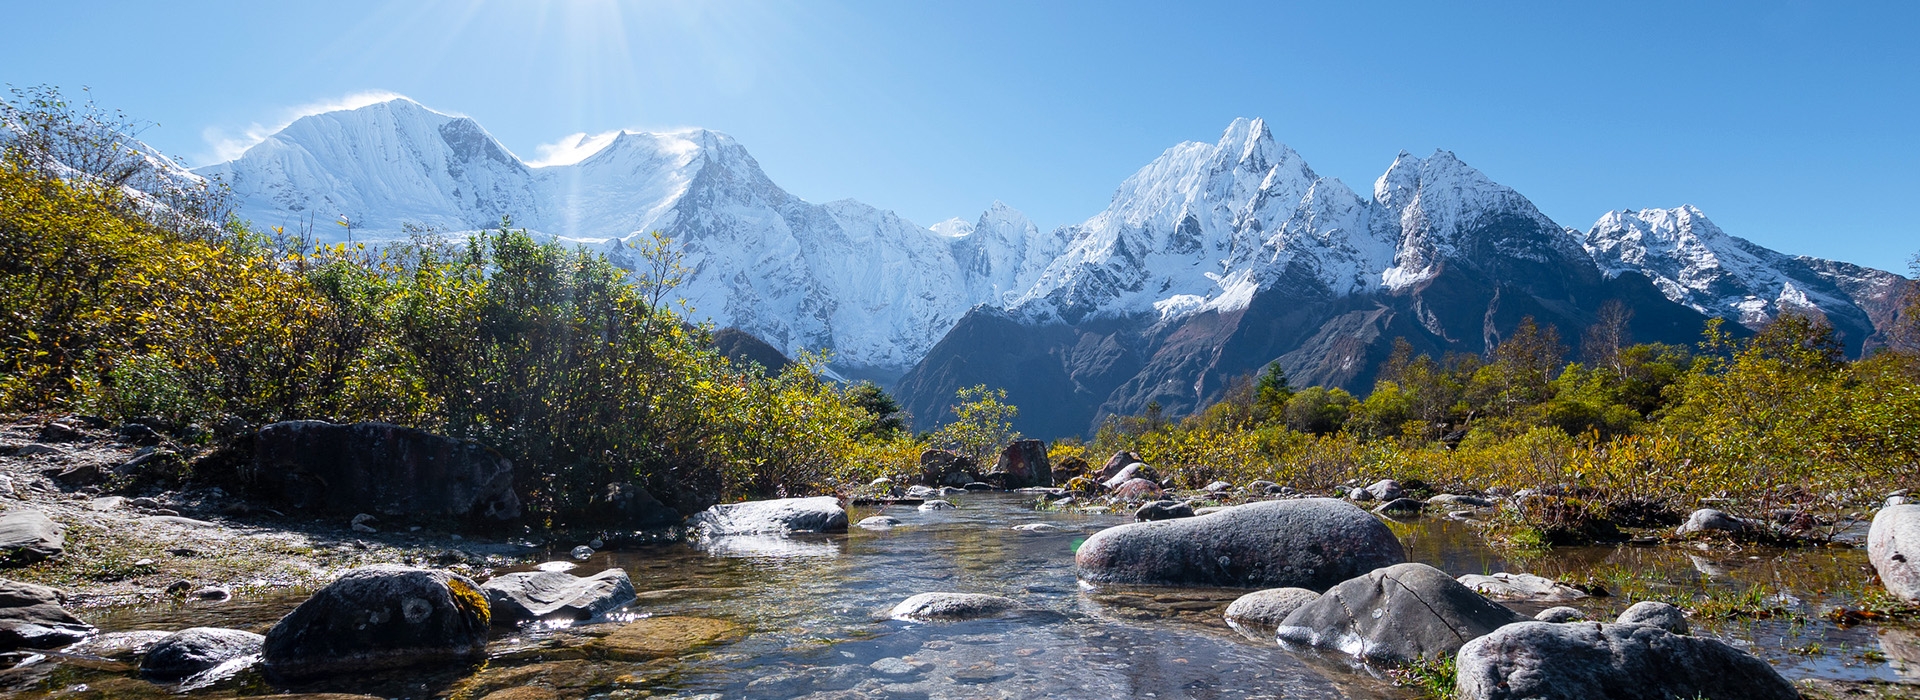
<box><xmin>9</xmin><ymin>494</ymin><xmax>1920</xmax><ymax>698</ymax></box>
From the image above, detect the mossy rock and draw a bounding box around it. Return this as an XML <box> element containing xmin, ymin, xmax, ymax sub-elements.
<box><xmin>587</xmin><ymin>616</ymin><xmax>744</xmax><ymax>661</ymax></box>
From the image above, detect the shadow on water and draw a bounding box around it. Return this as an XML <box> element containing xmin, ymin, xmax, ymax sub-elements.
<box><xmin>7</xmin><ymin>494</ymin><xmax>1920</xmax><ymax>698</ymax></box>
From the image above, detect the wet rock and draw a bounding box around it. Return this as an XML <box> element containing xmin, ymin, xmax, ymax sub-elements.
<box><xmin>139</xmin><ymin>627</ymin><xmax>264</xmax><ymax>680</ymax></box>
<box><xmin>0</xmin><ymin>579</ymin><xmax>94</xmax><ymax>651</ymax></box>
<box><xmin>62</xmin><ymin>629</ymin><xmax>171</xmax><ymax>662</ymax></box>
<box><xmin>1101</xmin><ymin>463</ymin><xmax>1157</xmax><ymax>490</ymax></box>
<box><xmin>1095</xmin><ymin>451</ymin><xmax>1143</xmax><ymax>482</ymax></box>
<box><xmin>856</xmin><ymin>515</ymin><xmax>902</xmax><ymax>529</ymax></box>
<box><xmin>1373</xmin><ymin>498</ymin><xmax>1424</xmax><ymax>515</ymax></box>
<box><xmin>248</xmin><ymin>421</ymin><xmax>519</xmax><ymax>522</ymax></box>
<box><xmin>483</xmin><ymin>568</ymin><xmax>635</xmax><ymax>623</ymax></box>
<box><xmin>261</xmin><ymin>565</ymin><xmax>492</xmax><ymax>678</ymax></box>
<box><xmin>1675</xmin><ymin>508</ymin><xmax>1748</xmax><ymax>537</ymax></box>
<box><xmin>1109</xmin><ymin>478</ymin><xmax>1162</xmax><ymax>500</ymax></box>
<box><xmin>1278</xmin><ymin>562</ymin><xmax>1525</xmax><ymax>664</ymax></box>
<box><xmin>1870</xmin><ymin>504</ymin><xmax>1920</xmax><ymax>602</ymax></box>
<box><xmin>992</xmin><ymin>439</ymin><xmax>1052</xmax><ymax>489</ymax></box>
<box><xmin>1011</xmin><ymin>523</ymin><xmax>1062</xmax><ymax>533</ymax></box>
<box><xmin>889</xmin><ymin>592</ymin><xmax>1023</xmax><ymax>621</ymax></box>
<box><xmin>588</xmin><ymin>616</ymin><xmax>742</xmax><ymax>660</ymax></box>
<box><xmin>0</xmin><ymin>510</ymin><xmax>64</xmax><ymax>563</ymax></box>
<box><xmin>904</xmin><ymin>485</ymin><xmax>937</xmax><ymax>499</ymax></box>
<box><xmin>918</xmin><ymin>450</ymin><xmax>978</xmax><ymax>487</ymax></box>
<box><xmin>918</xmin><ymin>500</ymin><xmax>955</xmax><ymax>511</ymax></box>
<box><xmin>1454</xmin><ymin>620</ymin><xmax>1797</xmax><ymax>700</ymax></box>
<box><xmin>963</xmin><ymin>482</ymin><xmax>994</xmax><ymax>491</ymax></box>
<box><xmin>1134</xmin><ymin>500</ymin><xmax>1194</xmax><ymax>521</ymax></box>
<box><xmin>1075</xmin><ymin>498</ymin><xmax>1406</xmax><ymax>589</ymax></box>
<box><xmin>1365</xmin><ymin>479</ymin><xmax>1405</xmax><ymax>501</ymax></box>
<box><xmin>1535</xmin><ymin>606</ymin><xmax>1587</xmax><ymax>622</ymax></box>
<box><xmin>569</xmin><ymin>545</ymin><xmax>593</xmax><ymax>560</ymax></box>
<box><xmin>1615</xmin><ymin>601</ymin><xmax>1688</xmax><ymax>634</ymax></box>
<box><xmin>1458</xmin><ymin>572</ymin><xmax>1589</xmax><ymax>602</ymax></box>
<box><xmin>193</xmin><ymin>585</ymin><xmax>233</xmax><ymax>602</ymax></box>
<box><xmin>1223</xmin><ymin>587</ymin><xmax>1320</xmax><ymax>637</ymax></box>
<box><xmin>1429</xmin><ymin>494</ymin><xmax>1495</xmax><ymax>508</ymax></box>
<box><xmin>869</xmin><ymin>656</ymin><xmax>932</xmax><ymax>676</ymax></box>
<box><xmin>690</xmin><ymin>496</ymin><xmax>847</xmax><ymax>535</ymax></box>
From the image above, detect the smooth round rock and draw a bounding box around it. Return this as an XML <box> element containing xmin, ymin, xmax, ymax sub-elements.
<box><xmin>856</xmin><ymin>515</ymin><xmax>902</xmax><ymax>529</ymax></box>
<box><xmin>1870</xmin><ymin>504</ymin><xmax>1920</xmax><ymax>602</ymax></box>
<box><xmin>1373</xmin><ymin>498</ymin><xmax>1424</xmax><ymax>515</ymax></box>
<box><xmin>1365</xmin><ymin>479</ymin><xmax>1405</xmax><ymax>501</ymax></box>
<box><xmin>1459</xmin><ymin>572</ymin><xmax>1589</xmax><ymax>602</ymax></box>
<box><xmin>1134</xmin><ymin>500</ymin><xmax>1194</xmax><ymax>521</ymax></box>
<box><xmin>1615</xmin><ymin>601</ymin><xmax>1688</xmax><ymax>634</ymax></box>
<box><xmin>918</xmin><ymin>500</ymin><xmax>956</xmax><ymax>511</ymax></box>
<box><xmin>1277</xmin><ymin>562</ymin><xmax>1525</xmax><ymax>664</ymax></box>
<box><xmin>889</xmin><ymin>592</ymin><xmax>1023</xmax><ymax>622</ymax></box>
<box><xmin>1223</xmin><ymin>587</ymin><xmax>1320</xmax><ymax>638</ymax></box>
<box><xmin>1675</xmin><ymin>508</ymin><xmax>1748</xmax><ymax>537</ymax></box>
<box><xmin>1534</xmin><ymin>606</ymin><xmax>1587</xmax><ymax>623</ymax></box>
<box><xmin>482</xmin><ymin>568</ymin><xmax>635</xmax><ymax>623</ymax></box>
<box><xmin>140</xmin><ymin>627</ymin><xmax>264</xmax><ymax>680</ymax></box>
<box><xmin>1074</xmin><ymin>498</ymin><xmax>1406</xmax><ymax>589</ymax></box>
<box><xmin>689</xmin><ymin>496</ymin><xmax>847</xmax><ymax>535</ymax></box>
<box><xmin>262</xmin><ymin>565</ymin><xmax>492</xmax><ymax>679</ymax></box>
<box><xmin>1455</xmin><ymin>621</ymin><xmax>1797</xmax><ymax>699</ymax></box>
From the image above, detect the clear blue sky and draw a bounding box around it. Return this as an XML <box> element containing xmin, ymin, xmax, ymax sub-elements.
<box><xmin>7</xmin><ymin>1</ymin><xmax>1917</xmax><ymax>272</ymax></box>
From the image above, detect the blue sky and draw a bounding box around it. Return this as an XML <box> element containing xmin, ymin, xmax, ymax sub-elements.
<box><xmin>8</xmin><ymin>1</ymin><xmax>1917</xmax><ymax>271</ymax></box>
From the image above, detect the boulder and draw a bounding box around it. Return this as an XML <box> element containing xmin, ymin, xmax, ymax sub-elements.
<box><xmin>918</xmin><ymin>450</ymin><xmax>978</xmax><ymax>488</ymax></box>
<box><xmin>62</xmin><ymin>629</ymin><xmax>171</xmax><ymax>662</ymax></box>
<box><xmin>0</xmin><ymin>579</ymin><xmax>93</xmax><ymax>651</ymax></box>
<box><xmin>0</xmin><ymin>510</ymin><xmax>64</xmax><ymax>563</ymax></box>
<box><xmin>1534</xmin><ymin>606</ymin><xmax>1586</xmax><ymax>623</ymax></box>
<box><xmin>1277</xmin><ymin>562</ymin><xmax>1526</xmax><ymax>664</ymax></box>
<box><xmin>584</xmin><ymin>482</ymin><xmax>681</xmax><ymax>529</ymax></box>
<box><xmin>1870</xmin><ymin>504</ymin><xmax>1920</xmax><ymax>602</ymax></box>
<box><xmin>1373</xmin><ymin>498</ymin><xmax>1424</xmax><ymax>515</ymax></box>
<box><xmin>1109</xmin><ymin>478</ymin><xmax>1162</xmax><ymax>500</ymax></box>
<box><xmin>1223</xmin><ymin>587</ymin><xmax>1320</xmax><ymax>637</ymax></box>
<box><xmin>247</xmin><ymin>421</ymin><xmax>519</xmax><ymax>522</ymax></box>
<box><xmin>1134</xmin><ymin>500</ymin><xmax>1194</xmax><ymax>521</ymax></box>
<box><xmin>889</xmin><ymin>593</ymin><xmax>1023</xmax><ymax>622</ymax></box>
<box><xmin>991</xmin><ymin>440</ymin><xmax>1052</xmax><ymax>489</ymax></box>
<box><xmin>689</xmin><ymin>496</ymin><xmax>847</xmax><ymax>535</ymax></box>
<box><xmin>1095</xmin><ymin>451</ymin><xmax>1142</xmax><ymax>481</ymax></box>
<box><xmin>1615</xmin><ymin>601</ymin><xmax>1688</xmax><ymax>634</ymax></box>
<box><xmin>261</xmin><ymin>565</ymin><xmax>492</xmax><ymax>679</ymax></box>
<box><xmin>482</xmin><ymin>568</ymin><xmax>635</xmax><ymax>624</ymax></box>
<box><xmin>1675</xmin><ymin>508</ymin><xmax>1747</xmax><ymax>537</ymax></box>
<box><xmin>1454</xmin><ymin>621</ymin><xmax>1798</xmax><ymax>700</ymax></box>
<box><xmin>1075</xmin><ymin>498</ymin><xmax>1406</xmax><ymax>589</ymax></box>
<box><xmin>1458</xmin><ymin>572</ymin><xmax>1589</xmax><ymax>602</ymax></box>
<box><xmin>1429</xmin><ymin>494</ymin><xmax>1495</xmax><ymax>508</ymax></box>
<box><xmin>1101</xmin><ymin>463</ymin><xmax>1157</xmax><ymax>490</ymax></box>
<box><xmin>856</xmin><ymin>515</ymin><xmax>901</xmax><ymax>529</ymax></box>
<box><xmin>1347</xmin><ymin>487</ymin><xmax>1373</xmax><ymax>502</ymax></box>
<box><xmin>139</xmin><ymin>627</ymin><xmax>264</xmax><ymax>680</ymax></box>
<box><xmin>1366</xmin><ymin>479</ymin><xmax>1405</xmax><ymax>501</ymax></box>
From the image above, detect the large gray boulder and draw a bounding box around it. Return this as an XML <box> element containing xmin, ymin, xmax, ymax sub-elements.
<box><xmin>1223</xmin><ymin>587</ymin><xmax>1320</xmax><ymax>639</ymax></box>
<box><xmin>139</xmin><ymin>627</ymin><xmax>264</xmax><ymax>680</ymax></box>
<box><xmin>1615</xmin><ymin>600</ymin><xmax>1688</xmax><ymax>634</ymax></box>
<box><xmin>0</xmin><ymin>510</ymin><xmax>64</xmax><ymax>563</ymax></box>
<box><xmin>1871</xmin><ymin>504</ymin><xmax>1920</xmax><ymax>602</ymax></box>
<box><xmin>690</xmin><ymin>496</ymin><xmax>847</xmax><ymax>535</ymax></box>
<box><xmin>0</xmin><ymin>579</ymin><xmax>93</xmax><ymax>651</ymax></box>
<box><xmin>261</xmin><ymin>565</ymin><xmax>491</xmax><ymax>679</ymax></box>
<box><xmin>1365</xmin><ymin>479</ymin><xmax>1405</xmax><ymax>501</ymax></box>
<box><xmin>991</xmin><ymin>439</ymin><xmax>1052</xmax><ymax>489</ymax></box>
<box><xmin>1278</xmin><ymin>562</ymin><xmax>1525</xmax><ymax>664</ymax></box>
<box><xmin>1455</xmin><ymin>621</ymin><xmax>1798</xmax><ymax>700</ymax></box>
<box><xmin>247</xmin><ymin>421</ymin><xmax>519</xmax><ymax>522</ymax></box>
<box><xmin>1075</xmin><ymin>498</ymin><xmax>1406</xmax><ymax>589</ymax></box>
<box><xmin>482</xmin><ymin>568</ymin><xmax>636</xmax><ymax>623</ymax></box>
<box><xmin>889</xmin><ymin>592</ymin><xmax>1023</xmax><ymax>622</ymax></box>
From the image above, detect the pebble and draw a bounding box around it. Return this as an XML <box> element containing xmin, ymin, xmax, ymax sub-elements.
<box><xmin>570</xmin><ymin>545</ymin><xmax>595</xmax><ymax>560</ymax></box>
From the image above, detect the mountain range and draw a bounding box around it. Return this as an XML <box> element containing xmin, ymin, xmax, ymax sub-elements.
<box><xmin>194</xmin><ymin>98</ymin><xmax>1914</xmax><ymax>437</ymax></box>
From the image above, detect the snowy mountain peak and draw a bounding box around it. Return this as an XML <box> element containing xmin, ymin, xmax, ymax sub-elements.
<box><xmin>929</xmin><ymin>217</ymin><xmax>973</xmax><ymax>237</ymax></box>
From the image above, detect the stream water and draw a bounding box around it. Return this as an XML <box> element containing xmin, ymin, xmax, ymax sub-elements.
<box><xmin>9</xmin><ymin>493</ymin><xmax>1920</xmax><ymax>698</ymax></box>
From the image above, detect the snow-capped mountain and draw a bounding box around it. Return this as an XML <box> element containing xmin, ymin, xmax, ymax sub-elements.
<box><xmin>197</xmin><ymin>97</ymin><xmax>1056</xmax><ymax>374</ymax></box>
<box><xmin>1584</xmin><ymin>205</ymin><xmax>1909</xmax><ymax>353</ymax></box>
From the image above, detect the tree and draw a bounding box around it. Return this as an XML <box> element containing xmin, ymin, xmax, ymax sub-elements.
<box><xmin>848</xmin><ymin>381</ymin><xmax>908</xmax><ymax>440</ymax></box>
<box><xmin>928</xmin><ymin>385</ymin><xmax>1021</xmax><ymax>462</ymax></box>
<box><xmin>1582</xmin><ymin>300</ymin><xmax>1633</xmax><ymax>377</ymax></box>
<box><xmin>1254</xmin><ymin>362</ymin><xmax>1292</xmax><ymax>424</ymax></box>
<box><xmin>1283</xmin><ymin>386</ymin><xmax>1353</xmax><ymax>435</ymax></box>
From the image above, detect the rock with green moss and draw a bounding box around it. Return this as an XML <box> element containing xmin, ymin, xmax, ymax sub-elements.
<box><xmin>262</xmin><ymin>565</ymin><xmax>491</xmax><ymax>679</ymax></box>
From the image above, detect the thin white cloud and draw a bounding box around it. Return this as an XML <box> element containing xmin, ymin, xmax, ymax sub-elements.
<box><xmin>201</xmin><ymin>90</ymin><xmax>411</xmax><ymax>163</ymax></box>
<box><xmin>526</xmin><ymin>129</ymin><xmax>624</xmax><ymax>167</ymax></box>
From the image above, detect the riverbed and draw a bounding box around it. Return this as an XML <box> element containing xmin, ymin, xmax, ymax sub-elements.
<box><xmin>7</xmin><ymin>493</ymin><xmax>1920</xmax><ymax>698</ymax></box>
